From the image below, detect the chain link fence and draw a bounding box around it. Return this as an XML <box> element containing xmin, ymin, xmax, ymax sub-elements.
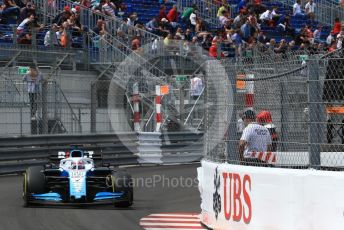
<box><xmin>205</xmin><ymin>49</ymin><xmax>344</xmax><ymax>170</ymax></box>
<box><xmin>0</xmin><ymin>79</ymin><xmax>80</xmax><ymax>136</ymax></box>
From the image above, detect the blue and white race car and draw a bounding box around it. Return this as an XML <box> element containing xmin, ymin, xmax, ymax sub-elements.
<box><xmin>23</xmin><ymin>147</ymin><xmax>133</xmax><ymax>207</ymax></box>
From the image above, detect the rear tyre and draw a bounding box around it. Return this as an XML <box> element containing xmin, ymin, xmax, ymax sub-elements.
<box><xmin>23</xmin><ymin>166</ymin><xmax>46</xmax><ymax>207</ymax></box>
<box><xmin>111</xmin><ymin>171</ymin><xmax>133</xmax><ymax>207</ymax></box>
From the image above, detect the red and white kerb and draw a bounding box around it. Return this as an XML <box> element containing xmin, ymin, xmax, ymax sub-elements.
<box><xmin>245</xmin><ymin>74</ymin><xmax>254</xmax><ymax>109</ymax></box>
<box><xmin>133</xmin><ymin>82</ymin><xmax>141</xmax><ymax>132</ymax></box>
<box><xmin>155</xmin><ymin>85</ymin><xmax>162</xmax><ymax>132</ymax></box>
<box><xmin>140</xmin><ymin>213</ymin><xmax>206</xmax><ymax>230</ymax></box>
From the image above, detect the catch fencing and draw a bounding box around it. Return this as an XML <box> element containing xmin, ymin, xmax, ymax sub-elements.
<box><xmin>0</xmin><ymin>79</ymin><xmax>80</xmax><ymax>136</ymax></box>
<box><xmin>204</xmin><ymin>48</ymin><xmax>344</xmax><ymax>170</ymax></box>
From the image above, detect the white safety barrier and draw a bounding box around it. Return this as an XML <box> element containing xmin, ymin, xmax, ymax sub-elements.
<box><xmin>198</xmin><ymin>160</ymin><xmax>344</xmax><ymax>230</ymax></box>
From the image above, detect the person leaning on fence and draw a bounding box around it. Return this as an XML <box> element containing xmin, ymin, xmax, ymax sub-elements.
<box><xmin>23</xmin><ymin>65</ymin><xmax>43</xmax><ymax>120</ymax></box>
<box><xmin>238</xmin><ymin>109</ymin><xmax>272</xmax><ymax>166</ymax></box>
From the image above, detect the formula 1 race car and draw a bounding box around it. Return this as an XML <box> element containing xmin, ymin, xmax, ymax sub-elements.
<box><xmin>23</xmin><ymin>146</ymin><xmax>133</xmax><ymax>207</ymax></box>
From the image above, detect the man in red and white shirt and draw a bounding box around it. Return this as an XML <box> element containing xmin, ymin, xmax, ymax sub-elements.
<box><xmin>239</xmin><ymin>109</ymin><xmax>272</xmax><ymax>165</ymax></box>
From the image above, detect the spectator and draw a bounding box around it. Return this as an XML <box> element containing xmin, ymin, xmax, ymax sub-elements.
<box><xmin>218</xmin><ymin>10</ymin><xmax>230</xmax><ymax>27</ymax></box>
<box><xmin>17</xmin><ymin>13</ymin><xmax>35</xmax><ymax>34</ymax></box>
<box><xmin>166</xmin><ymin>4</ymin><xmax>178</xmax><ymax>22</ymax></box>
<box><xmin>190</xmin><ymin>75</ymin><xmax>203</xmax><ymax>100</ymax></box>
<box><xmin>189</xmin><ymin>10</ymin><xmax>197</xmax><ymax>31</ymax></box>
<box><xmin>163</xmin><ymin>32</ymin><xmax>173</xmax><ymax>46</ymax></box>
<box><xmin>305</xmin><ymin>0</ymin><xmax>316</xmax><ymax>21</ymax></box>
<box><xmin>131</xmin><ymin>36</ymin><xmax>141</xmax><ymax>50</ymax></box>
<box><xmin>1</xmin><ymin>0</ymin><xmax>20</xmax><ymax>20</ymax></box>
<box><xmin>257</xmin><ymin>31</ymin><xmax>269</xmax><ymax>44</ymax></box>
<box><xmin>13</xmin><ymin>0</ymin><xmax>25</xmax><ymax>8</ymax></box>
<box><xmin>237</xmin><ymin>0</ymin><xmax>247</xmax><ymax>13</ymax></box>
<box><xmin>259</xmin><ymin>9</ymin><xmax>273</xmax><ymax>26</ymax></box>
<box><xmin>288</xmin><ymin>40</ymin><xmax>298</xmax><ymax>50</ymax></box>
<box><xmin>233</xmin><ymin>11</ymin><xmax>245</xmax><ymax>29</ymax></box>
<box><xmin>277</xmin><ymin>16</ymin><xmax>295</xmax><ymax>38</ymax></box>
<box><xmin>93</xmin><ymin>19</ymin><xmax>106</xmax><ymax>35</ymax></box>
<box><xmin>175</xmin><ymin>27</ymin><xmax>184</xmax><ymax>39</ymax></box>
<box><xmin>240</xmin><ymin>19</ymin><xmax>251</xmax><ymax>42</ymax></box>
<box><xmin>146</xmin><ymin>17</ymin><xmax>160</xmax><ymax>35</ymax></box>
<box><xmin>56</xmin><ymin>24</ymin><xmax>68</xmax><ymax>47</ymax></box>
<box><xmin>313</xmin><ymin>25</ymin><xmax>322</xmax><ymax>43</ymax></box>
<box><xmin>44</xmin><ymin>24</ymin><xmax>59</xmax><ymax>47</ymax></box>
<box><xmin>23</xmin><ymin>65</ymin><xmax>43</xmax><ymax>119</ymax></box>
<box><xmin>293</xmin><ymin>0</ymin><xmax>304</xmax><ymax>17</ymax></box>
<box><xmin>271</xmin><ymin>7</ymin><xmax>283</xmax><ymax>26</ymax></box>
<box><xmin>328</xmin><ymin>40</ymin><xmax>336</xmax><ymax>52</ymax></box>
<box><xmin>209</xmin><ymin>37</ymin><xmax>224</xmax><ymax>58</ymax></box>
<box><xmin>52</xmin><ymin>5</ymin><xmax>72</xmax><ymax>26</ymax></box>
<box><xmin>158</xmin><ymin>5</ymin><xmax>167</xmax><ymax>21</ymax></box>
<box><xmin>184</xmin><ymin>28</ymin><xmax>192</xmax><ymax>41</ymax></box>
<box><xmin>332</xmin><ymin>17</ymin><xmax>341</xmax><ymax>36</ymax></box>
<box><xmin>274</xmin><ymin>38</ymin><xmax>288</xmax><ymax>54</ymax></box>
<box><xmin>79</xmin><ymin>0</ymin><xmax>92</xmax><ymax>8</ymax></box>
<box><xmin>239</xmin><ymin>109</ymin><xmax>272</xmax><ymax>165</ymax></box>
<box><xmin>217</xmin><ymin>3</ymin><xmax>228</xmax><ymax>18</ymax></box>
<box><xmin>326</xmin><ymin>32</ymin><xmax>334</xmax><ymax>46</ymax></box>
<box><xmin>127</xmin><ymin>13</ymin><xmax>138</xmax><ymax>27</ymax></box>
<box><xmin>101</xmin><ymin>0</ymin><xmax>116</xmax><ymax>18</ymax></box>
<box><xmin>247</xmin><ymin>0</ymin><xmax>266</xmax><ymax>15</ymax></box>
<box><xmin>19</xmin><ymin>2</ymin><xmax>36</xmax><ymax>23</ymax></box>
<box><xmin>181</xmin><ymin>4</ymin><xmax>195</xmax><ymax>28</ymax></box>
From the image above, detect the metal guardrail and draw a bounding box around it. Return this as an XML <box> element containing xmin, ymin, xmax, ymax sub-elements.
<box><xmin>0</xmin><ymin>132</ymin><xmax>204</xmax><ymax>174</ymax></box>
<box><xmin>137</xmin><ymin>131</ymin><xmax>203</xmax><ymax>164</ymax></box>
<box><xmin>0</xmin><ymin>133</ymin><xmax>138</xmax><ymax>174</ymax></box>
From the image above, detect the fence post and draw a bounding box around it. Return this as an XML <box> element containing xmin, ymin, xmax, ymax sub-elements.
<box><xmin>12</xmin><ymin>26</ymin><xmax>17</xmax><ymax>47</ymax></box>
<box><xmin>226</xmin><ymin>60</ymin><xmax>238</xmax><ymax>163</ymax></box>
<box><xmin>84</xmin><ymin>32</ymin><xmax>90</xmax><ymax>70</ymax></box>
<box><xmin>41</xmin><ymin>80</ymin><xmax>48</xmax><ymax>134</ymax></box>
<box><xmin>90</xmin><ymin>82</ymin><xmax>97</xmax><ymax>133</ymax></box>
<box><xmin>280</xmin><ymin>81</ymin><xmax>287</xmax><ymax>151</ymax></box>
<box><xmin>308</xmin><ymin>58</ymin><xmax>322</xmax><ymax>168</ymax></box>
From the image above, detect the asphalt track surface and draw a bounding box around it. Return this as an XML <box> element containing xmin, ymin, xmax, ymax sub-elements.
<box><xmin>0</xmin><ymin>164</ymin><xmax>201</xmax><ymax>230</ymax></box>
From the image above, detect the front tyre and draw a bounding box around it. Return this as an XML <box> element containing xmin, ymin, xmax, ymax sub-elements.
<box><xmin>111</xmin><ymin>171</ymin><xmax>133</xmax><ymax>207</ymax></box>
<box><xmin>23</xmin><ymin>166</ymin><xmax>45</xmax><ymax>207</ymax></box>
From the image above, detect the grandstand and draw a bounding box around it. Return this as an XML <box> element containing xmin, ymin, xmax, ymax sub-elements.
<box><xmin>0</xmin><ymin>0</ymin><xmax>344</xmax><ymax>137</ymax></box>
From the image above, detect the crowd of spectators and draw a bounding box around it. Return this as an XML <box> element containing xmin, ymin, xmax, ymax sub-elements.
<box><xmin>75</xmin><ymin>0</ymin><xmax>344</xmax><ymax>58</ymax></box>
<box><xmin>1</xmin><ymin>0</ymin><xmax>344</xmax><ymax>57</ymax></box>
<box><xmin>0</xmin><ymin>0</ymin><xmax>87</xmax><ymax>46</ymax></box>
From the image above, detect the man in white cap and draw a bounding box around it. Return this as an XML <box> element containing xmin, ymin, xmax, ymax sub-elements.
<box><xmin>239</xmin><ymin>109</ymin><xmax>272</xmax><ymax>165</ymax></box>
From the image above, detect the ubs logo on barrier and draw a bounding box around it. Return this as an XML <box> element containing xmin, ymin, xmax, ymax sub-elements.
<box><xmin>222</xmin><ymin>172</ymin><xmax>252</xmax><ymax>224</ymax></box>
<box><xmin>213</xmin><ymin>167</ymin><xmax>221</xmax><ymax>219</ymax></box>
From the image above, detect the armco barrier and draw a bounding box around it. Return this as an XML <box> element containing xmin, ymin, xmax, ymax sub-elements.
<box><xmin>0</xmin><ymin>132</ymin><xmax>204</xmax><ymax>174</ymax></box>
<box><xmin>137</xmin><ymin>132</ymin><xmax>203</xmax><ymax>164</ymax></box>
<box><xmin>0</xmin><ymin>133</ymin><xmax>139</xmax><ymax>174</ymax></box>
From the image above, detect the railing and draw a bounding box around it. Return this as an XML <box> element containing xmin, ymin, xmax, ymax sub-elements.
<box><xmin>34</xmin><ymin>0</ymin><xmax>162</xmax><ymax>50</ymax></box>
<box><xmin>280</xmin><ymin>0</ymin><xmax>344</xmax><ymax>26</ymax></box>
<box><xmin>0</xmin><ymin>131</ymin><xmax>204</xmax><ymax>174</ymax></box>
<box><xmin>0</xmin><ymin>133</ymin><xmax>139</xmax><ymax>174</ymax></box>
